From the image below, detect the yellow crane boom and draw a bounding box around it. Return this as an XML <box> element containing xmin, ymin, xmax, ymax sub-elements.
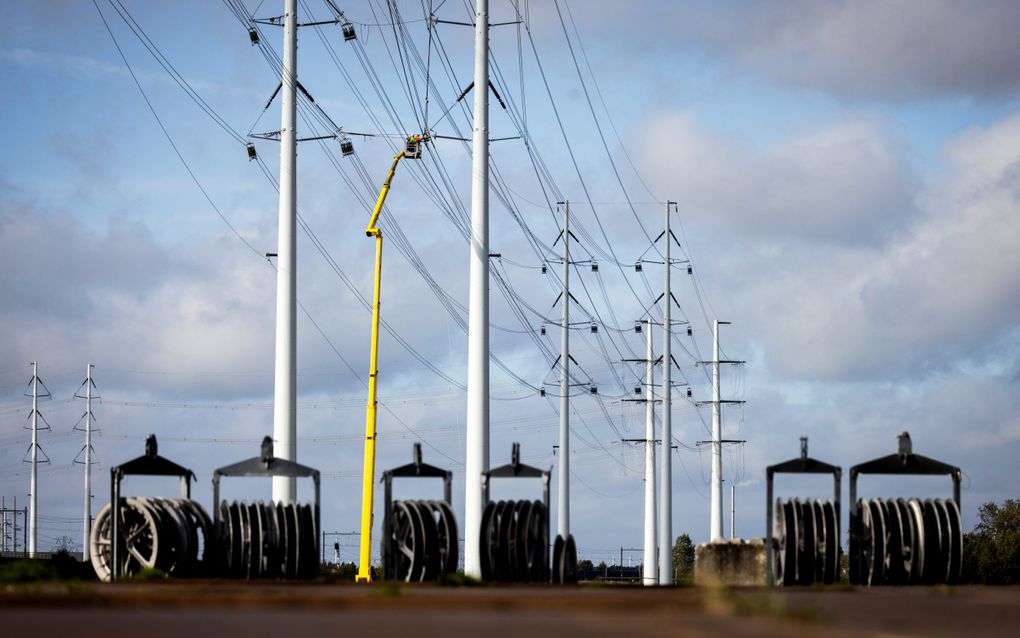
<box><xmin>356</xmin><ymin>135</ymin><xmax>422</xmax><ymax>583</ymax></box>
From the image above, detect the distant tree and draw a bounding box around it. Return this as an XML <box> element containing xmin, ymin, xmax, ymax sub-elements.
<box><xmin>672</xmin><ymin>533</ymin><xmax>695</xmax><ymax>584</ymax></box>
<box><xmin>962</xmin><ymin>499</ymin><xmax>1020</xmax><ymax>585</ymax></box>
<box><xmin>577</xmin><ymin>558</ymin><xmax>594</xmax><ymax>572</ymax></box>
<box><xmin>595</xmin><ymin>560</ymin><xmax>608</xmax><ymax>577</ymax></box>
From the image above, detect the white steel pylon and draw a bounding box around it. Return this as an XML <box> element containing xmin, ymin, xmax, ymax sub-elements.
<box><xmin>74</xmin><ymin>364</ymin><xmax>99</xmax><ymax>560</ymax></box>
<box><xmin>272</xmin><ymin>0</ymin><xmax>299</xmax><ymax>504</ymax></box>
<box><xmin>642</xmin><ymin>321</ymin><xmax>657</xmax><ymax>585</ymax></box>
<box><xmin>557</xmin><ymin>200</ymin><xmax>571</xmax><ymax>539</ymax></box>
<box><xmin>701</xmin><ymin>320</ymin><xmax>745</xmax><ymax>542</ymax></box>
<box><xmin>24</xmin><ymin>362</ymin><xmax>51</xmax><ymax>557</ymax></box>
<box><xmin>463</xmin><ymin>0</ymin><xmax>491</xmax><ymax>579</ymax></box>
<box><xmin>658</xmin><ymin>202</ymin><xmax>676</xmax><ymax>584</ymax></box>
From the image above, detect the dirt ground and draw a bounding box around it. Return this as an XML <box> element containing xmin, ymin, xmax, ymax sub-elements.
<box><xmin>1</xmin><ymin>581</ymin><xmax>1018</xmax><ymax>637</ymax></box>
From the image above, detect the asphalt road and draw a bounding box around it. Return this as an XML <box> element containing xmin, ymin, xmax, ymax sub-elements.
<box><xmin>2</xmin><ymin>582</ymin><xmax>1018</xmax><ymax>637</ymax></box>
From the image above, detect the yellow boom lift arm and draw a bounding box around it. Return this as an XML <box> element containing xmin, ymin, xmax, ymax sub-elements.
<box><xmin>356</xmin><ymin>135</ymin><xmax>422</xmax><ymax>583</ymax></box>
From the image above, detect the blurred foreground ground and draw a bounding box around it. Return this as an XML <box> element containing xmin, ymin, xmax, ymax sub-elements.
<box><xmin>2</xmin><ymin>581</ymin><xmax>1018</xmax><ymax>637</ymax></box>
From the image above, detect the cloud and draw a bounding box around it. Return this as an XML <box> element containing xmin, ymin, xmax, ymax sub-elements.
<box><xmin>654</xmin><ymin>110</ymin><xmax>1020</xmax><ymax>382</ymax></box>
<box><xmin>638</xmin><ymin>111</ymin><xmax>916</xmax><ymax>245</ymax></box>
<box><xmin>674</xmin><ymin>0</ymin><xmax>1020</xmax><ymax>99</ymax></box>
<box><xmin>0</xmin><ymin>192</ymin><xmax>279</xmax><ymax>399</ymax></box>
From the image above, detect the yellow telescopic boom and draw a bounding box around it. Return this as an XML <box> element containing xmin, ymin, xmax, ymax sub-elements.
<box><xmin>356</xmin><ymin>135</ymin><xmax>422</xmax><ymax>583</ymax></box>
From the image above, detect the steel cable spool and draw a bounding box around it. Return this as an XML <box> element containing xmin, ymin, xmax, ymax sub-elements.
<box><xmin>504</xmin><ymin>501</ymin><xmax>523</xmax><ymax>581</ymax></box>
<box><xmin>868</xmin><ymin>498</ymin><xmax>887</xmax><ymax>585</ymax></box>
<box><xmin>256</xmin><ymin>501</ymin><xmax>271</xmax><ymax>579</ymax></box>
<box><xmin>390</xmin><ymin>500</ymin><xmax>423</xmax><ymax>582</ymax></box>
<box><xmin>894</xmin><ymin>498</ymin><xmax>916</xmax><ymax>583</ymax></box>
<box><xmin>781</xmin><ymin>499</ymin><xmax>798</xmax><ymax>586</ymax></box>
<box><xmin>518</xmin><ymin>500</ymin><xmax>542</xmax><ymax>583</ymax></box>
<box><xmin>562</xmin><ymin>534</ymin><xmax>578</xmax><ymax>583</ymax></box>
<box><xmin>821</xmin><ymin>501</ymin><xmax>838</xmax><ymax>584</ymax></box>
<box><xmin>432</xmin><ymin>500</ymin><xmax>459</xmax><ymax>574</ymax></box>
<box><xmin>534</xmin><ymin>501</ymin><xmax>550</xmax><ymax>583</ymax></box>
<box><xmin>275</xmin><ymin>502</ymin><xmax>288</xmax><ymax>578</ymax></box>
<box><xmin>921</xmin><ymin>499</ymin><xmax>942</xmax><ymax>584</ymax></box>
<box><xmin>907</xmin><ymin>499</ymin><xmax>926</xmax><ymax>584</ymax></box>
<box><xmin>772</xmin><ymin>498</ymin><xmax>786</xmax><ymax>585</ymax></box>
<box><xmin>263</xmin><ymin>501</ymin><xmax>280</xmax><ymax>579</ymax></box>
<box><xmin>416</xmin><ymin>501</ymin><xmax>442</xmax><ymax>581</ymax></box>
<box><xmin>212</xmin><ymin>499</ymin><xmax>315</xmax><ymax>580</ymax></box>
<box><xmin>478</xmin><ymin>500</ymin><xmax>497</xmax><ymax>581</ymax></box>
<box><xmin>811</xmin><ymin>500</ymin><xmax>825</xmax><ymax>584</ymax></box>
<box><xmin>552</xmin><ymin>534</ymin><xmax>565</xmax><ymax>584</ymax></box>
<box><xmin>494</xmin><ymin>500</ymin><xmax>513</xmax><ymax>581</ymax></box>
<box><xmin>287</xmin><ymin>503</ymin><xmax>301</xmax><ymax>579</ymax></box>
<box><xmin>797</xmin><ymin>499</ymin><xmax>816</xmax><ymax>586</ymax></box>
<box><xmin>300</xmin><ymin>504</ymin><xmax>316</xmax><ymax>579</ymax></box>
<box><xmin>89</xmin><ymin>498</ymin><xmax>138</xmax><ymax>582</ymax></box>
<box><xmin>772</xmin><ymin>497</ymin><xmax>835</xmax><ymax>586</ymax></box>
<box><xmin>157</xmin><ymin>498</ymin><xmax>189</xmax><ymax>574</ymax></box>
<box><xmin>176</xmin><ymin>497</ymin><xmax>211</xmax><ymax>576</ymax></box>
<box><xmin>89</xmin><ymin>496</ymin><xmax>212</xmax><ymax>582</ymax></box>
<box><xmin>942</xmin><ymin>498</ymin><xmax>963</xmax><ymax>585</ymax></box>
<box><xmin>882</xmin><ymin>498</ymin><xmax>905</xmax><ymax>584</ymax></box>
<box><xmin>847</xmin><ymin>432</ymin><xmax>963</xmax><ymax>587</ymax></box>
<box><xmin>384</xmin><ymin>498</ymin><xmax>458</xmax><ymax>582</ymax></box>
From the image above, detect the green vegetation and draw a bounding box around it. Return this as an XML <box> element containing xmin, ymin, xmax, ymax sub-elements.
<box><xmin>437</xmin><ymin>571</ymin><xmax>482</xmax><ymax>587</ymax></box>
<box><xmin>130</xmin><ymin>567</ymin><xmax>169</xmax><ymax>581</ymax></box>
<box><xmin>672</xmin><ymin>533</ymin><xmax>695</xmax><ymax>584</ymax></box>
<box><xmin>0</xmin><ymin>559</ymin><xmax>57</xmax><ymax>584</ymax></box>
<box><xmin>962</xmin><ymin>499</ymin><xmax>1020</xmax><ymax>585</ymax></box>
<box><xmin>0</xmin><ymin>550</ymin><xmax>95</xmax><ymax>584</ymax></box>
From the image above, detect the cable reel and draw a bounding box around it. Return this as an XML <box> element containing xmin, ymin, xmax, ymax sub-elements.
<box><xmin>479</xmin><ymin>443</ymin><xmax>562</xmax><ymax>583</ymax></box>
<box><xmin>212</xmin><ymin>436</ymin><xmax>321</xmax><ymax>580</ymax></box>
<box><xmin>849</xmin><ymin>432</ymin><xmax>963</xmax><ymax>585</ymax></box>
<box><xmin>90</xmin><ymin>496</ymin><xmax>213</xmax><ymax>582</ymax></box>
<box><xmin>766</xmin><ymin>437</ymin><xmax>841</xmax><ymax>586</ymax></box>
<box><xmin>97</xmin><ymin>435</ymin><xmax>210</xmax><ymax>582</ymax></box>
<box><xmin>380</xmin><ymin>444</ymin><xmax>459</xmax><ymax>581</ymax></box>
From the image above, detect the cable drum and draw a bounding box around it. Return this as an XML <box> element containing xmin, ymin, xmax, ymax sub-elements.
<box><xmin>216</xmin><ymin>500</ymin><xmax>317</xmax><ymax>579</ymax></box>
<box><xmin>849</xmin><ymin>497</ymin><xmax>962</xmax><ymax>585</ymax></box>
<box><xmin>89</xmin><ymin>496</ymin><xmax>213</xmax><ymax>582</ymax></box>
<box><xmin>478</xmin><ymin>499</ymin><xmax>551</xmax><ymax>583</ymax></box>
<box><xmin>383</xmin><ymin>498</ymin><xmax>459</xmax><ymax>581</ymax></box>
<box><xmin>771</xmin><ymin>498</ymin><xmax>839</xmax><ymax>586</ymax></box>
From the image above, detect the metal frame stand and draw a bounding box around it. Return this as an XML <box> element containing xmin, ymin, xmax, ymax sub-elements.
<box><xmin>380</xmin><ymin>443</ymin><xmax>454</xmax><ymax>579</ymax></box>
<box><xmin>212</xmin><ymin>436</ymin><xmax>321</xmax><ymax>574</ymax></box>
<box><xmin>110</xmin><ymin>435</ymin><xmax>194</xmax><ymax>581</ymax></box>
<box><xmin>482</xmin><ymin>443</ymin><xmax>551</xmax><ymax>513</ymax></box>
<box><xmin>848</xmin><ymin>431</ymin><xmax>962</xmax><ymax>585</ymax></box>
<box><xmin>765</xmin><ymin>437</ymin><xmax>841</xmax><ymax>586</ymax></box>
<box><xmin>849</xmin><ymin>431</ymin><xmax>961</xmax><ymax>511</ymax></box>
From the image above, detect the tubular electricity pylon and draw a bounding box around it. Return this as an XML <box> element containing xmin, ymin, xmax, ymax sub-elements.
<box><xmin>464</xmin><ymin>0</ymin><xmax>490</xmax><ymax>579</ymax></box>
<box><xmin>642</xmin><ymin>321</ymin><xmax>657</xmax><ymax>585</ymax></box>
<box><xmin>74</xmin><ymin>364</ymin><xmax>98</xmax><ymax>561</ymax></box>
<box><xmin>272</xmin><ymin>0</ymin><xmax>299</xmax><ymax>504</ymax></box>
<box><xmin>658</xmin><ymin>202</ymin><xmax>676</xmax><ymax>584</ymax></box>
<box><xmin>25</xmin><ymin>362</ymin><xmax>51</xmax><ymax>557</ymax></box>
<box><xmin>557</xmin><ymin>200</ymin><xmax>571</xmax><ymax>539</ymax></box>
<box><xmin>699</xmin><ymin>320</ymin><xmax>745</xmax><ymax>542</ymax></box>
<box><xmin>622</xmin><ymin>322</ymin><xmax>660</xmax><ymax>585</ymax></box>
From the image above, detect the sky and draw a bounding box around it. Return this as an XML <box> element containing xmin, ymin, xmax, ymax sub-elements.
<box><xmin>1</xmin><ymin>0</ymin><xmax>1018</xmax><ymax>568</ymax></box>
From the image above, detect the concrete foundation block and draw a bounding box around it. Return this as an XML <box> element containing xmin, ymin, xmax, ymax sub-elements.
<box><xmin>695</xmin><ymin>539</ymin><xmax>767</xmax><ymax>586</ymax></box>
